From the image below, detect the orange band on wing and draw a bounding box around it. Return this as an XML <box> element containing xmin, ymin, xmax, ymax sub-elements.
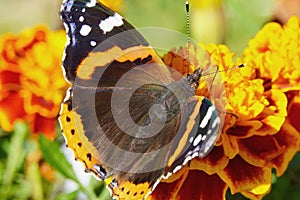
<box><xmin>111</xmin><ymin>181</ymin><xmax>152</xmax><ymax>200</ymax></box>
<box><xmin>59</xmin><ymin>99</ymin><xmax>103</xmax><ymax>178</ymax></box>
<box><xmin>167</xmin><ymin>96</ymin><xmax>204</xmax><ymax>167</ymax></box>
<box><xmin>76</xmin><ymin>45</ymin><xmax>163</xmax><ymax>80</ymax></box>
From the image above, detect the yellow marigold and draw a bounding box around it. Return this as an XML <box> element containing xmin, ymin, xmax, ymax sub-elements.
<box><xmin>150</xmin><ymin>17</ymin><xmax>300</xmax><ymax>200</ymax></box>
<box><xmin>243</xmin><ymin>16</ymin><xmax>300</xmax><ymax>150</ymax></box>
<box><xmin>243</xmin><ymin>16</ymin><xmax>300</xmax><ymax>92</ymax></box>
<box><xmin>0</xmin><ymin>25</ymin><xmax>68</xmax><ymax>138</ymax></box>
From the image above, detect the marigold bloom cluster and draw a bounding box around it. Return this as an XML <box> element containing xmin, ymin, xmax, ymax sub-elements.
<box><xmin>150</xmin><ymin>16</ymin><xmax>300</xmax><ymax>200</ymax></box>
<box><xmin>0</xmin><ymin>25</ymin><xmax>68</xmax><ymax>138</ymax></box>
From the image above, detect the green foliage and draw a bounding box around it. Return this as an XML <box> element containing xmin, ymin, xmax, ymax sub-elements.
<box><xmin>55</xmin><ymin>190</ymin><xmax>80</xmax><ymax>200</ymax></box>
<box><xmin>0</xmin><ymin>123</ymin><xmax>110</xmax><ymax>200</ymax></box>
<box><xmin>0</xmin><ymin>122</ymin><xmax>31</xmax><ymax>200</ymax></box>
<box><xmin>124</xmin><ymin>0</ymin><xmax>276</xmax><ymax>55</ymax></box>
<box><xmin>264</xmin><ymin>152</ymin><xmax>300</xmax><ymax>200</ymax></box>
<box><xmin>39</xmin><ymin>135</ymin><xmax>78</xmax><ymax>183</ymax></box>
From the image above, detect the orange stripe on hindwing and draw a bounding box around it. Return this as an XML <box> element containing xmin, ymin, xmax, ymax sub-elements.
<box><xmin>167</xmin><ymin>96</ymin><xmax>204</xmax><ymax>167</ymax></box>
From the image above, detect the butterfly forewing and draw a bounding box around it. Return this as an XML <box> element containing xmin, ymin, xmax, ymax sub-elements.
<box><xmin>60</xmin><ymin>0</ymin><xmax>149</xmax><ymax>82</ymax></box>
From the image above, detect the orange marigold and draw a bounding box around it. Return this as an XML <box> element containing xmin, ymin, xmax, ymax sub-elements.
<box><xmin>0</xmin><ymin>25</ymin><xmax>68</xmax><ymax>139</ymax></box>
<box><xmin>150</xmin><ymin>17</ymin><xmax>300</xmax><ymax>200</ymax></box>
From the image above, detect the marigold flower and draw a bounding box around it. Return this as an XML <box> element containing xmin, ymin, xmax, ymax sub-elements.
<box><xmin>0</xmin><ymin>25</ymin><xmax>68</xmax><ymax>138</ymax></box>
<box><xmin>243</xmin><ymin>16</ymin><xmax>300</xmax><ymax>91</ymax></box>
<box><xmin>149</xmin><ymin>17</ymin><xmax>300</xmax><ymax>200</ymax></box>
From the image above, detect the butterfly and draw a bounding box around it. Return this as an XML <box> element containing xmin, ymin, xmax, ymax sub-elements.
<box><xmin>59</xmin><ymin>0</ymin><xmax>220</xmax><ymax>199</ymax></box>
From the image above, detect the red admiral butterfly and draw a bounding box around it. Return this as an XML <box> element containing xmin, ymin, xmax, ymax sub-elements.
<box><xmin>59</xmin><ymin>0</ymin><xmax>220</xmax><ymax>199</ymax></box>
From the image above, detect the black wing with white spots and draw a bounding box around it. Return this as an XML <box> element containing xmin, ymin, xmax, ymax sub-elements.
<box><xmin>60</xmin><ymin>0</ymin><xmax>149</xmax><ymax>83</ymax></box>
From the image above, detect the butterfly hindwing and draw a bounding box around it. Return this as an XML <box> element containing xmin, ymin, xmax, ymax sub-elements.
<box><xmin>166</xmin><ymin>96</ymin><xmax>220</xmax><ymax>175</ymax></box>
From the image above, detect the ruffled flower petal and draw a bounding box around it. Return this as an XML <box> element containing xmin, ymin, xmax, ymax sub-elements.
<box><xmin>0</xmin><ymin>25</ymin><xmax>68</xmax><ymax>138</ymax></box>
<box><xmin>218</xmin><ymin>155</ymin><xmax>272</xmax><ymax>194</ymax></box>
<box><xmin>151</xmin><ymin>170</ymin><xmax>227</xmax><ymax>200</ymax></box>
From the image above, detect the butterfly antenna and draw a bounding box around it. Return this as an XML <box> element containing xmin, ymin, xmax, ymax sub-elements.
<box><xmin>210</xmin><ymin>67</ymin><xmax>219</xmax><ymax>92</ymax></box>
<box><xmin>204</xmin><ymin>63</ymin><xmax>246</xmax><ymax>76</ymax></box>
<box><xmin>186</xmin><ymin>0</ymin><xmax>191</xmax><ymax>74</ymax></box>
<box><xmin>205</xmin><ymin>63</ymin><xmax>245</xmax><ymax>91</ymax></box>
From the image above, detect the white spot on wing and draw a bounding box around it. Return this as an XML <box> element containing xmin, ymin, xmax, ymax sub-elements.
<box><xmin>192</xmin><ymin>152</ymin><xmax>198</xmax><ymax>158</ymax></box>
<box><xmin>162</xmin><ymin>172</ymin><xmax>172</xmax><ymax>180</ymax></box>
<box><xmin>212</xmin><ymin>116</ymin><xmax>220</xmax><ymax>128</ymax></box>
<box><xmin>86</xmin><ymin>0</ymin><xmax>97</xmax><ymax>7</ymax></box>
<box><xmin>82</xmin><ymin>8</ymin><xmax>86</xmax><ymax>12</ymax></box>
<box><xmin>99</xmin><ymin>13</ymin><xmax>123</xmax><ymax>34</ymax></box>
<box><xmin>110</xmin><ymin>180</ymin><xmax>118</xmax><ymax>188</ymax></box>
<box><xmin>193</xmin><ymin>134</ymin><xmax>202</xmax><ymax>146</ymax></box>
<box><xmin>207</xmin><ymin>129</ymin><xmax>212</xmax><ymax>135</ymax></box>
<box><xmin>80</xmin><ymin>24</ymin><xmax>92</xmax><ymax>36</ymax></box>
<box><xmin>79</xmin><ymin>16</ymin><xmax>84</xmax><ymax>22</ymax></box>
<box><xmin>93</xmin><ymin>164</ymin><xmax>106</xmax><ymax>179</ymax></box>
<box><xmin>90</xmin><ymin>41</ymin><xmax>97</xmax><ymax>46</ymax></box>
<box><xmin>173</xmin><ymin>165</ymin><xmax>182</xmax><ymax>174</ymax></box>
<box><xmin>183</xmin><ymin>155</ymin><xmax>192</xmax><ymax>165</ymax></box>
<box><xmin>204</xmin><ymin>145</ymin><xmax>210</xmax><ymax>153</ymax></box>
<box><xmin>199</xmin><ymin>106</ymin><xmax>215</xmax><ymax>128</ymax></box>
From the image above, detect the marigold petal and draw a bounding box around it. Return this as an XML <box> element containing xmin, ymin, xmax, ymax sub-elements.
<box><xmin>0</xmin><ymin>70</ymin><xmax>20</xmax><ymax>86</ymax></box>
<box><xmin>149</xmin><ymin>168</ymin><xmax>189</xmax><ymax>200</ymax></box>
<box><xmin>238</xmin><ymin>135</ymin><xmax>285</xmax><ymax>167</ymax></box>
<box><xmin>287</xmin><ymin>94</ymin><xmax>300</xmax><ymax>134</ymax></box>
<box><xmin>272</xmin><ymin>122</ymin><xmax>300</xmax><ymax>176</ymax></box>
<box><xmin>222</xmin><ymin>134</ymin><xmax>239</xmax><ymax>159</ymax></box>
<box><xmin>0</xmin><ymin>91</ymin><xmax>26</xmax><ymax>131</ymax></box>
<box><xmin>151</xmin><ymin>170</ymin><xmax>227</xmax><ymax>200</ymax></box>
<box><xmin>177</xmin><ymin>171</ymin><xmax>227</xmax><ymax>200</ymax></box>
<box><xmin>218</xmin><ymin>155</ymin><xmax>272</xmax><ymax>194</ymax></box>
<box><xmin>31</xmin><ymin>114</ymin><xmax>57</xmax><ymax>139</ymax></box>
<box><xmin>22</xmin><ymin>90</ymin><xmax>58</xmax><ymax>118</ymax></box>
<box><xmin>226</xmin><ymin>120</ymin><xmax>262</xmax><ymax>138</ymax></box>
<box><xmin>241</xmin><ymin>184</ymin><xmax>271</xmax><ymax>200</ymax></box>
<box><xmin>189</xmin><ymin>146</ymin><xmax>229</xmax><ymax>174</ymax></box>
<box><xmin>260</xmin><ymin>89</ymin><xmax>287</xmax><ymax>132</ymax></box>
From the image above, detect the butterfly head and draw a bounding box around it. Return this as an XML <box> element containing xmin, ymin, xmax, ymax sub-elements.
<box><xmin>186</xmin><ymin>68</ymin><xmax>203</xmax><ymax>90</ymax></box>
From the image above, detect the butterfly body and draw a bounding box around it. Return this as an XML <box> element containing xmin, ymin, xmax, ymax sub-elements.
<box><xmin>59</xmin><ymin>0</ymin><xmax>220</xmax><ymax>199</ymax></box>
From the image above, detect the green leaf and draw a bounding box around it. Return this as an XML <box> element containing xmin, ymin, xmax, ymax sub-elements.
<box><xmin>2</xmin><ymin>122</ymin><xmax>28</xmax><ymax>184</ymax></box>
<box><xmin>90</xmin><ymin>177</ymin><xmax>111</xmax><ymax>200</ymax></box>
<box><xmin>26</xmin><ymin>154</ymin><xmax>44</xmax><ymax>200</ymax></box>
<box><xmin>226</xmin><ymin>189</ymin><xmax>248</xmax><ymax>200</ymax></box>
<box><xmin>38</xmin><ymin>135</ymin><xmax>79</xmax><ymax>183</ymax></box>
<box><xmin>55</xmin><ymin>190</ymin><xmax>80</xmax><ymax>200</ymax></box>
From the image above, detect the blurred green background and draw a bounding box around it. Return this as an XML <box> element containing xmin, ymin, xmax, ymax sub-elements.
<box><xmin>0</xmin><ymin>0</ymin><xmax>280</xmax><ymax>55</ymax></box>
